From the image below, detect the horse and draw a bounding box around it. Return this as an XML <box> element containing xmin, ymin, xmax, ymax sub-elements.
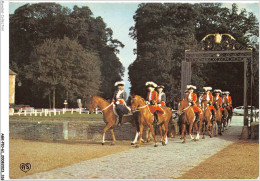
<box><xmin>129</xmin><ymin>94</ymin><xmax>172</xmax><ymax>147</ymax></box>
<box><xmin>221</xmin><ymin>106</ymin><xmax>229</xmax><ymax>131</ymax></box>
<box><xmin>177</xmin><ymin>99</ymin><xmax>198</xmax><ymax>143</ymax></box>
<box><xmin>89</xmin><ymin>95</ymin><xmax>139</xmax><ymax>145</ymax></box>
<box><xmin>226</xmin><ymin>105</ymin><xmax>233</xmax><ymax>127</ymax></box>
<box><xmin>200</xmin><ymin>100</ymin><xmax>213</xmax><ymax>139</ymax></box>
<box><xmin>213</xmin><ymin>100</ymin><xmax>223</xmax><ymax>136</ymax></box>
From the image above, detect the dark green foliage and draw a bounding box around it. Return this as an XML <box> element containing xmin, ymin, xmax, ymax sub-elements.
<box><xmin>10</xmin><ymin>3</ymin><xmax>124</xmax><ymax>108</ymax></box>
<box><xmin>129</xmin><ymin>3</ymin><xmax>259</xmax><ymax>107</ymax></box>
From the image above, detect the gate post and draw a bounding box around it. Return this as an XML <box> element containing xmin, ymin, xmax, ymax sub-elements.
<box><xmin>241</xmin><ymin>59</ymin><xmax>249</xmax><ymax>139</ymax></box>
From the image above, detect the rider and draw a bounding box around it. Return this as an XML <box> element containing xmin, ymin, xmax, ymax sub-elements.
<box><xmin>146</xmin><ymin>81</ymin><xmax>164</xmax><ymax>125</ymax></box>
<box><xmin>213</xmin><ymin>89</ymin><xmax>225</xmax><ymax>117</ymax></box>
<box><xmin>112</xmin><ymin>81</ymin><xmax>130</xmax><ymax>126</ymax></box>
<box><xmin>202</xmin><ymin>87</ymin><xmax>216</xmax><ymax>120</ymax></box>
<box><xmin>185</xmin><ymin>85</ymin><xmax>202</xmax><ymax>121</ymax></box>
<box><xmin>157</xmin><ymin>85</ymin><xmax>166</xmax><ymax>107</ymax></box>
<box><xmin>223</xmin><ymin>91</ymin><xmax>233</xmax><ymax>114</ymax></box>
<box><xmin>198</xmin><ymin>91</ymin><xmax>204</xmax><ymax>107</ymax></box>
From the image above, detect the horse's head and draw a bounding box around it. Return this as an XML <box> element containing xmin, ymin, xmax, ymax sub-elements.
<box><xmin>177</xmin><ymin>99</ymin><xmax>189</xmax><ymax>115</ymax></box>
<box><xmin>129</xmin><ymin>94</ymin><xmax>145</xmax><ymax>112</ymax></box>
<box><xmin>88</xmin><ymin>95</ymin><xmax>97</xmax><ymax>114</ymax></box>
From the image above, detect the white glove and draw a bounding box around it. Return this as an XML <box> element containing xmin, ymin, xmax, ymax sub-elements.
<box><xmin>146</xmin><ymin>101</ymin><xmax>150</xmax><ymax>105</ymax></box>
<box><xmin>116</xmin><ymin>101</ymin><xmax>120</xmax><ymax>104</ymax></box>
<box><xmin>158</xmin><ymin>104</ymin><xmax>161</xmax><ymax>106</ymax></box>
<box><xmin>189</xmin><ymin>102</ymin><xmax>192</xmax><ymax>106</ymax></box>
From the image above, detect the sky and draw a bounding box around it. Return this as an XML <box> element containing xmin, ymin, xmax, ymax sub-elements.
<box><xmin>9</xmin><ymin>1</ymin><xmax>259</xmax><ymax>97</ymax></box>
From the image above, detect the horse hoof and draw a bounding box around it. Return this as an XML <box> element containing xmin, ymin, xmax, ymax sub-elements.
<box><xmin>131</xmin><ymin>142</ymin><xmax>135</xmax><ymax>145</ymax></box>
<box><xmin>154</xmin><ymin>144</ymin><xmax>158</xmax><ymax>147</ymax></box>
<box><xmin>182</xmin><ymin>141</ymin><xmax>186</xmax><ymax>144</ymax></box>
<box><xmin>202</xmin><ymin>137</ymin><xmax>205</xmax><ymax>139</ymax></box>
<box><xmin>194</xmin><ymin>139</ymin><xmax>199</xmax><ymax>141</ymax></box>
<box><xmin>111</xmin><ymin>143</ymin><xmax>115</xmax><ymax>146</ymax></box>
<box><xmin>229</xmin><ymin>125</ymin><xmax>231</xmax><ymax>127</ymax></box>
<box><xmin>102</xmin><ymin>143</ymin><xmax>105</xmax><ymax>145</ymax></box>
<box><xmin>135</xmin><ymin>145</ymin><xmax>139</xmax><ymax>148</ymax></box>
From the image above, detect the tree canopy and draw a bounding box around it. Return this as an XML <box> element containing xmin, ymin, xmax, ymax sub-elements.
<box><xmin>10</xmin><ymin>3</ymin><xmax>124</xmax><ymax>108</ymax></box>
<box><xmin>128</xmin><ymin>3</ymin><xmax>259</xmax><ymax>107</ymax></box>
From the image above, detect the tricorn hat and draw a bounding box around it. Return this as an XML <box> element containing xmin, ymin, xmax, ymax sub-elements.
<box><xmin>145</xmin><ymin>81</ymin><xmax>157</xmax><ymax>88</ymax></box>
<box><xmin>186</xmin><ymin>85</ymin><xmax>196</xmax><ymax>90</ymax></box>
<box><xmin>214</xmin><ymin>89</ymin><xmax>222</xmax><ymax>93</ymax></box>
<box><xmin>223</xmin><ymin>91</ymin><xmax>230</xmax><ymax>95</ymax></box>
<box><xmin>114</xmin><ymin>81</ymin><xmax>125</xmax><ymax>87</ymax></box>
<box><xmin>203</xmin><ymin>87</ymin><xmax>212</xmax><ymax>92</ymax></box>
<box><xmin>157</xmin><ymin>85</ymin><xmax>165</xmax><ymax>89</ymax></box>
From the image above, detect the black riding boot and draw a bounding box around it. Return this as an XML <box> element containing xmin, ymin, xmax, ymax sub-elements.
<box><xmin>117</xmin><ymin>111</ymin><xmax>123</xmax><ymax>126</ymax></box>
<box><xmin>195</xmin><ymin>112</ymin><xmax>199</xmax><ymax>121</ymax></box>
<box><xmin>154</xmin><ymin>111</ymin><xmax>159</xmax><ymax>125</ymax></box>
<box><xmin>211</xmin><ymin>110</ymin><xmax>215</xmax><ymax>121</ymax></box>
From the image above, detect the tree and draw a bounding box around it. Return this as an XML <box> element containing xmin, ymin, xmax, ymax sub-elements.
<box><xmin>25</xmin><ymin>37</ymin><xmax>101</xmax><ymax>108</ymax></box>
<box><xmin>128</xmin><ymin>3</ymin><xmax>259</xmax><ymax>107</ymax></box>
<box><xmin>10</xmin><ymin>3</ymin><xmax>125</xmax><ymax>107</ymax></box>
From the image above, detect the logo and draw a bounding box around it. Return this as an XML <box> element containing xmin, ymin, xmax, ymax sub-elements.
<box><xmin>20</xmin><ymin>163</ymin><xmax>31</xmax><ymax>173</ymax></box>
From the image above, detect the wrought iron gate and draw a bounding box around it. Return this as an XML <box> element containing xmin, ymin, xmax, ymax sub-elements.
<box><xmin>181</xmin><ymin>33</ymin><xmax>253</xmax><ymax>136</ymax></box>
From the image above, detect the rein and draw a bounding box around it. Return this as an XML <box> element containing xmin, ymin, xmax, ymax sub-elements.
<box><xmin>102</xmin><ymin>102</ymin><xmax>113</xmax><ymax>111</ymax></box>
<box><xmin>179</xmin><ymin>105</ymin><xmax>191</xmax><ymax>114</ymax></box>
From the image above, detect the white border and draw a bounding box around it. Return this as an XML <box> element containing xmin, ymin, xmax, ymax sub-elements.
<box><xmin>1</xmin><ymin>0</ymin><xmax>9</xmax><ymax>180</ymax></box>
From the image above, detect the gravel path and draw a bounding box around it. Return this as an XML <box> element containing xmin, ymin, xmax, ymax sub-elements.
<box><xmin>21</xmin><ymin>116</ymin><xmax>244</xmax><ymax>179</ymax></box>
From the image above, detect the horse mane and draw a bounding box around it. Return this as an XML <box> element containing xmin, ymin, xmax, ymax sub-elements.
<box><xmin>134</xmin><ymin>95</ymin><xmax>146</xmax><ymax>103</ymax></box>
<box><xmin>94</xmin><ymin>96</ymin><xmax>109</xmax><ymax>104</ymax></box>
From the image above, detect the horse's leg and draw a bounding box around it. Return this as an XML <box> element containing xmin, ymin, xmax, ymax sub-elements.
<box><xmin>136</xmin><ymin>124</ymin><xmax>143</xmax><ymax>148</ymax></box>
<box><xmin>159</xmin><ymin>125</ymin><xmax>163</xmax><ymax>142</ymax></box>
<box><xmin>189</xmin><ymin>122</ymin><xmax>194</xmax><ymax>140</ymax></box>
<box><xmin>218</xmin><ymin>119</ymin><xmax>222</xmax><ymax>135</ymax></box>
<box><xmin>206</xmin><ymin>120</ymin><xmax>212</xmax><ymax>138</ymax></box>
<box><xmin>148</xmin><ymin>124</ymin><xmax>158</xmax><ymax>147</ymax></box>
<box><xmin>147</xmin><ymin>128</ymin><xmax>151</xmax><ymax>142</ymax></box>
<box><xmin>162</xmin><ymin>122</ymin><xmax>169</xmax><ymax>145</ymax></box>
<box><xmin>102</xmin><ymin>122</ymin><xmax>113</xmax><ymax>145</ymax></box>
<box><xmin>182</xmin><ymin>124</ymin><xmax>186</xmax><ymax>143</ymax></box>
<box><xmin>202</xmin><ymin>122</ymin><xmax>206</xmax><ymax>139</ymax></box>
<box><xmin>131</xmin><ymin>131</ymin><xmax>140</xmax><ymax>145</ymax></box>
<box><xmin>109</xmin><ymin>128</ymin><xmax>116</xmax><ymax>145</ymax></box>
<box><xmin>194</xmin><ymin>120</ymin><xmax>200</xmax><ymax>141</ymax></box>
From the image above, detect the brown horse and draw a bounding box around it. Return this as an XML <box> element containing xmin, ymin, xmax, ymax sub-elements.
<box><xmin>213</xmin><ymin>100</ymin><xmax>223</xmax><ymax>136</ymax></box>
<box><xmin>177</xmin><ymin>99</ymin><xmax>197</xmax><ymax>143</ymax></box>
<box><xmin>129</xmin><ymin>95</ymin><xmax>172</xmax><ymax>147</ymax></box>
<box><xmin>89</xmin><ymin>95</ymin><xmax>138</xmax><ymax>145</ymax></box>
<box><xmin>222</xmin><ymin>106</ymin><xmax>229</xmax><ymax>132</ymax></box>
<box><xmin>226</xmin><ymin>105</ymin><xmax>233</xmax><ymax>127</ymax></box>
<box><xmin>201</xmin><ymin>100</ymin><xmax>213</xmax><ymax>139</ymax></box>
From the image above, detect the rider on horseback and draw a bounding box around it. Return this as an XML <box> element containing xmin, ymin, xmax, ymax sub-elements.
<box><xmin>112</xmin><ymin>81</ymin><xmax>130</xmax><ymax>126</ymax></box>
<box><xmin>157</xmin><ymin>85</ymin><xmax>166</xmax><ymax>107</ymax></box>
<box><xmin>145</xmin><ymin>81</ymin><xmax>164</xmax><ymax>125</ymax></box>
<box><xmin>213</xmin><ymin>89</ymin><xmax>225</xmax><ymax>118</ymax></box>
<box><xmin>202</xmin><ymin>87</ymin><xmax>216</xmax><ymax>121</ymax></box>
<box><xmin>198</xmin><ymin>91</ymin><xmax>204</xmax><ymax>107</ymax></box>
<box><xmin>184</xmin><ymin>85</ymin><xmax>202</xmax><ymax>121</ymax></box>
<box><xmin>223</xmin><ymin>91</ymin><xmax>233</xmax><ymax>115</ymax></box>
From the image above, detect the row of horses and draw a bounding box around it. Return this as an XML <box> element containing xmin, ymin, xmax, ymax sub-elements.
<box><xmin>89</xmin><ymin>95</ymin><xmax>232</xmax><ymax>147</ymax></box>
<box><xmin>177</xmin><ymin>98</ymin><xmax>232</xmax><ymax>143</ymax></box>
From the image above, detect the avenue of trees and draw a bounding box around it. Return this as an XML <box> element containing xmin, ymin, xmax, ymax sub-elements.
<box><xmin>10</xmin><ymin>3</ymin><xmax>124</xmax><ymax>108</ymax></box>
<box><xmin>128</xmin><ymin>3</ymin><xmax>259</xmax><ymax>107</ymax></box>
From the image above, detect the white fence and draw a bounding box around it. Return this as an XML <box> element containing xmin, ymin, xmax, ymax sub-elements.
<box><xmin>9</xmin><ymin>108</ymin><xmax>102</xmax><ymax>116</ymax></box>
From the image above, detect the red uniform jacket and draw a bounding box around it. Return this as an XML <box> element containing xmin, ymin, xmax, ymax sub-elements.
<box><xmin>185</xmin><ymin>92</ymin><xmax>197</xmax><ymax>102</ymax></box>
<box><xmin>214</xmin><ymin>96</ymin><xmax>224</xmax><ymax>110</ymax></box>
<box><xmin>146</xmin><ymin>90</ymin><xmax>158</xmax><ymax>103</ymax></box>
<box><xmin>202</xmin><ymin>93</ymin><xmax>213</xmax><ymax>102</ymax></box>
<box><xmin>146</xmin><ymin>90</ymin><xmax>164</xmax><ymax>114</ymax></box>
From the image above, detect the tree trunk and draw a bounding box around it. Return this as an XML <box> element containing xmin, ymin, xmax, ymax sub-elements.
<box><xmin>66</xmin><ymin>91</ymin><xmax>69</xmax><ymax>108</ymax></box>
<box><xmin>53</xmin><ymin>88</ymin><xmax>56</xmax><ymax>109</ymax></box>
<box><xmin>49</xmin><ymin>93</ymin><xmax>51</xmax><ymax>109</ymax></box>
